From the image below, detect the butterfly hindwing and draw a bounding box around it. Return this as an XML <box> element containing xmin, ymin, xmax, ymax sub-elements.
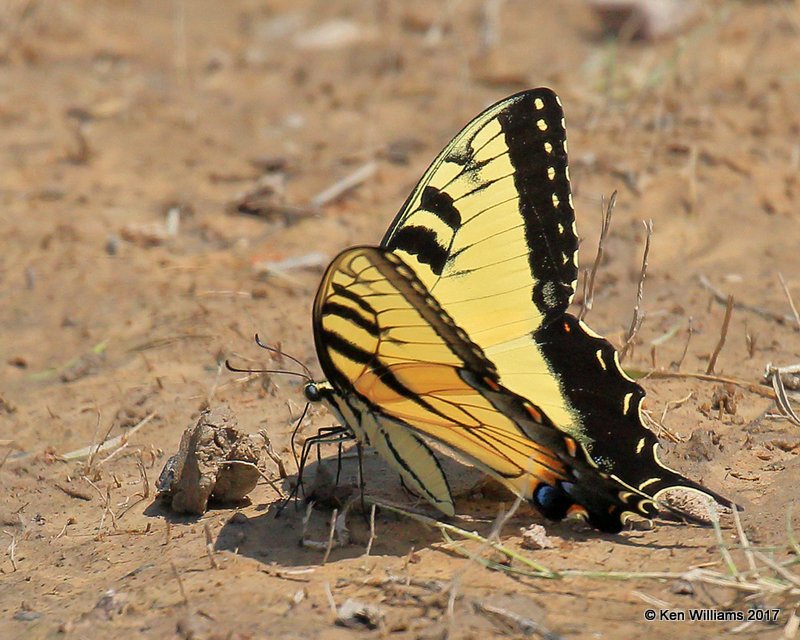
<box><xmin>534</xmin><ymin>315</ymin><xmax>731</xmax><ymax>505</ymax></box>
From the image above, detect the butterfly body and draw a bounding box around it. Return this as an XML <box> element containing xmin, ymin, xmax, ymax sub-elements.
<box><xmin>305</xmin><ymin>88</ymin><xmax>733</xmax><ymax>532</ymax></box>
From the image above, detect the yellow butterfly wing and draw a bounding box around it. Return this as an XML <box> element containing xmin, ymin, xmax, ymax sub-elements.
<box><xmin>381</xmin><ymin>88</ymin><xmax>733</xmax><ymax>512</ymax></box>
<box><xmin>382</xmin><ymin>88</ymin><xmax>581</xmax><ymax>438</ymax></box>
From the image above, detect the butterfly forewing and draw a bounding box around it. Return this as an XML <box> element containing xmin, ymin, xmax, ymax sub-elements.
<box><xmin>380</xmin><ymin>87</ymin><xmax>733</xmax><ymax>513</ymax></box>
<box><xmin>383</xmin><ymin>88</ymin><xmax>584</xmax><ymax>441</ymax></box>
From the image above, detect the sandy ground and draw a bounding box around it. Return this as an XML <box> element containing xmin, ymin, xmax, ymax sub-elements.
<box><xmin>2</xmin><ymin>1</ymin><xmax>800</xmax><ymax>638</ymax></box>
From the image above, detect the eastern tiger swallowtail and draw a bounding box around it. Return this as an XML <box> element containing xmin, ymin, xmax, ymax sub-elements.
<box><xmin>303</xmin><ymin>88</ymin><xmax>732</xmax><ymax>532</ymax></box>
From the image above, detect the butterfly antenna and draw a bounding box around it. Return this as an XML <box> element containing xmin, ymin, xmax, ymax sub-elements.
<box><xmin>224</xmin><ymin>359</ymin><xmax>310</xmax><ymax>380</ymax></box>
<box><xmin>254</xmin><ymin>334</ymin><xmax>313</xmax><ymax>379</ymax></box>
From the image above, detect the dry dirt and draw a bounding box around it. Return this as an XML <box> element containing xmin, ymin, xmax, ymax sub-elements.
<box><xmin>2</xmin><ymin>1</ymin><xmax>800</xmax><ymax>639</ymax></box>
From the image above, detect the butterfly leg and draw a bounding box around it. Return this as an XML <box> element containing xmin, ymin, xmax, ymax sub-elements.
<box><xmin>335</xmin><ymin>437</ymin><xmax>344</xmax><ymax>485</ymax></box>
<box><xmin>276</xmin><ymin>425</ymin><xmax>352</xmax><ymax>517</ymax></box>
<box><xmin>356</xmin><ymin>441</ymin><xmax>367</xmax><ymax>515</ymax></box>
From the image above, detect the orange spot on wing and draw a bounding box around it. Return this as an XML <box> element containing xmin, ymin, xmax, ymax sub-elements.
<box><xmin>567</xmin><ymin>504</ymin><xmax>586</xmax><ymax>518</ymax></box>
<box><xmin>564</xmin><ymin>437</ymin><xmax>577</xmax><ymax>458</ymax></box>
<box><xmin>563</xmin><ymin>322</ymin><xmax>571</xmax><ymax>333</ymax></box>
<box><xmin>525</xmin><ymin>403</ymin><xmax>543</xmax><ymax>423</ymax></box>
<box><xmin>484</xmin><ymin>377</ymin><xmax>501</xmax><ymax>392</ymax></box>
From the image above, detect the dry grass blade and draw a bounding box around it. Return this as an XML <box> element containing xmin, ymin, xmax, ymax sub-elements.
<box><xmin>675</xmin><ymin>317</ymin><xmax>693</xmax><ymax>371</ymax></box>
<box><xmin>54</xmin><ymin>482</ymin><xmax>93</xmax><ymax>501</ymax></box>
<box><xmin>85</xmin><ymin>408</ymin><xmax>107</xmax><ymax>471</ymax></box>
<box><xmin>4</xmin><ymin>530</ymin><xmax>18</xmax><ymax>571</ymax></box>
<box><xmin>170</xmin><ymin>561</ymin><xmax>189</xmax><ymax>606</ymax></box>
<box><xmin>579</xmin><ymin>190</ymin><xmax>616</xmax><ymax>321</ymax></box>
<box><xmin>368</xmin><ymin>499</ymin><xmax>555</xmax><ymax>576</ymax></box>
<box><xmin>0</xmin><ymin>448</ymin><xmax>12</xmax><ymax>471</ymax></box>
<box><xmin>323</xmin><ymin>581</ymin><xmax>337</xmax><ymax>617</ymax></box>
<box><xmin>706</xmin><ymin>294</ymin><xmax>734</xmax><ymax>375</ymax></box>
<box><xmin>258</xmin><ymin>430</ymin><xmax>288</xmax><ymax>479</ymax></box>
<box><xmin>731</xmin><ymin>503</ymin><xmax>758</xmax><ymax>578</ymax></box>
<box><xmin>766</xmin><ymin>364</ymin><xmax>800</xmax><ymax>427</ymax></box>
<box><xmin>787</xmin><ymin>505</ymin><xmax>800</xmax><ymax>557</ymax></box>
<box><xmin>444</xmin><ymin>494</ymin><xmax>527</xmax><ymax>633</ymax></box>
<box><xmin>620</xmin><ymin>219</ymin><xmax>652</xmax><ymax>361</ymax></box>
<box><xmin>453</xmin><ymin>493</ymin><xmax>525</xmax><ymax>578</ymax></box>
<box><xmin>83</xmin><ymin>478</ymin><xmax>118</xmax><ymax>534</ymax></box>
<box><xmin>654</xmin><ymin>392</ymin><xmax>693</xmax><ymax>442</ymax></box>
<box><xmin>204</xmin><ymin>523</ymin><xmax>219</xmax><ymax>570</ymax></box>
<box><xmin>368</xmin><ymin>499</ymin><xmax>800</xmax><ymax>629</ymax></box>
<box><xmin>364</xmin><ymin>503</ymin><xmax>377</xmax><ymax>559</ymax></box>
<box><xmin>61</xmin><ymin>411</ymin><xmax>156</xmax><ymax>462</ymax></box>
<box><xmin>778</xmin><ymin>272</ymin><xmax>800</xmax><ymax>332</ymax></box>
<box><xmin>322</xmin><ymin>508</ymin><xmax>338</xmax><ymax>565</ymax></box>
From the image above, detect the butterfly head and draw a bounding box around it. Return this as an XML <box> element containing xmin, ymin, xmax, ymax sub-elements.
<box><xmin>304</xmin><ymin>379</ymin><xmax>334</xmax><ymax>403</ymax></box>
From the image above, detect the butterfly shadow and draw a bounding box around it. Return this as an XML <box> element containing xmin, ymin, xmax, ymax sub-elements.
<box><xmin>210</xmin><ymin>443</ymin><xmax>607</xmax><ymax>568</ymax></box>
<box><xmin>141</xmin><ymin>445</ymin><xmax>710</xmax><ymax>570</ymax></box>
<box><xmin>212</xmin><ymin>447</ymin><xmax>449</xmax><ymax>567</ymax></box>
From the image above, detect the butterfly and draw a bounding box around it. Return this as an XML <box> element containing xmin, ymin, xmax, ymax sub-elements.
<box><xmin>303</xmin><ymin>88</ymin><xmax>733</xmax><ymax>532</ymax></box>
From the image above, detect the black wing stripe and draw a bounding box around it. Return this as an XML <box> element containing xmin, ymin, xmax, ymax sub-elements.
<box><xmin>331</xmin><ymin>282</ymin><xmax>377</xmax><ymax>316</ymax></box>
<box><xmin>420</xmin><ymin>186</ymin><xmax>461</xmax><ymax>230</ymax></box>
<box><xmin>321</xmin><ymin>329</ymin><xmax>464</xmax><ymax>427</ymax></box>
<box><xmin>322</xmin><ymin>302</ymin><xmax>380</xmax><ymax>336</ymax></box>
<box><xmin>380</xmin><ymin>428</ymin><xmax>451</xmax><ymax>506</ymax></box>
<box><xmin>387</xmin><ymin>226</ymin><xmax>448</xmax><ymax>276</ymax></box>
<box><xmin>496</xmin><ymin>92</ymin><xmax>576</xmax><ymax>318</ymax></box>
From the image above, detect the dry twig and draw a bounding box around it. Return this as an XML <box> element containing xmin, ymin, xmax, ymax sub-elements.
<box><xmin>675</xmin><ymin>317</ymin><xmax>693</xmax><ymax>371</ymax></box>
<box><xmin>706</xmin><ymin>294</ymin><xmax>734</xmax><ymax>375</ymax></box>
<box><xmin>311</xmin><ymin>162</ymin><xmax>377</xmax><ymax>208</ymax></box>
<box><xmin>170</xmin><ymin>561</ymin><xmax>189</xmax><ymax>606</ymax></box>
<box><xmin>620</xmin><ymin>220</ymin><xmax>652</xmax><ymax>361</ymax></box>
<box><xmin>204</xmin><ymin>522</ymin><xmax>219</xmax><ymax>570</ymax></box>
<box><xmin>580</xmin><ymin>191</ymin><xmax>616</xmax><ymax>321</ymax></box>
<box><xmin>778</xmin><ymin>272</ymin><xmax>800</xmax><ymax>332</ymax></box>
<box><xmin>648</xmin><ymin>370</ymin><xmax>776</xmax><ymax>400</ymax></box>
<box><xmin>4</xmin><ymin>530</ymin><xmax>18</xmax><ymax>571</ymax></box>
